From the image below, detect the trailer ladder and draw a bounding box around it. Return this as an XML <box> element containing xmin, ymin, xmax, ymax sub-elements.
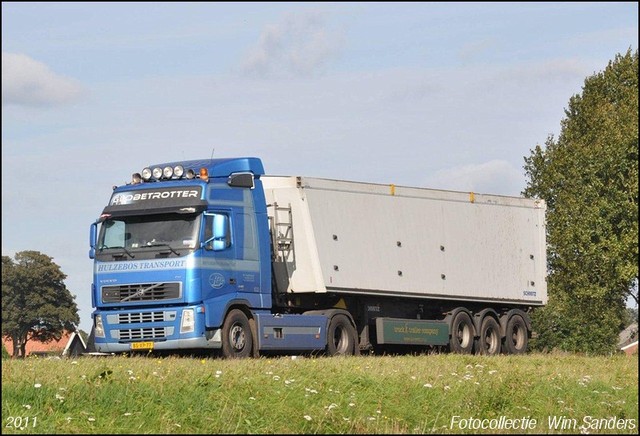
<box><xmin>270</xmin><ymin>202</ymin><xmax>295</xmax><ymax>265</ymax></box>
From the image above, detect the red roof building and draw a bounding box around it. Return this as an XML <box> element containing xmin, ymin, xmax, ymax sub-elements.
<box><xmin>3</xmin><ymin>331</ymin><xmax>86</xmax><ymax>357</ymax></box>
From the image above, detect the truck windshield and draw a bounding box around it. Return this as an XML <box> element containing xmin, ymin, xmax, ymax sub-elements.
<box><xmin>98</xmin><ymin>213</ymin><xmax>201</xmax><ymax>254</ymax></box>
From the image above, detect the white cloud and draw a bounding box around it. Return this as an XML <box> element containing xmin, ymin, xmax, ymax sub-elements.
<box><xmin>240</xmin><ymin>11</ymin><xmax>343</xmax><ymax>78</ymax></box>
<box><xmin>2</xmin><ymin>52</ymin><xmax>85</xmax><ymax>107</ymax></box>
<box><xmin>424</xmin><ymin>160</ymin><xmax>525</xmax><ymax>196</ymax></box>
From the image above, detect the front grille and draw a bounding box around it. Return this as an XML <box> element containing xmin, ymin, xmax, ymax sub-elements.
<box><xmin>114</xmin><ymin>327</ymin><xmax>173</xmax><ymax>341</ymax></box>
<box><xmin>102</xmin><ymin>282</ymin><xmax>181</xmax><ymax>303</ymax></box>
<box><xmin>118</xmin><ymin>312</ymin><xmax>166</xmax><ymax>324</ymax></box>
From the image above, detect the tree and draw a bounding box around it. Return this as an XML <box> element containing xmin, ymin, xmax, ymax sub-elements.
<box><xmin>2</xmin><ymin>251</ymin><xmax>80</xmax><ymax>357</ymax></box>
<box><xmin>523</xmin><ymin>49</ymin><xmax>638</xmax><ymax>354</ymax></box>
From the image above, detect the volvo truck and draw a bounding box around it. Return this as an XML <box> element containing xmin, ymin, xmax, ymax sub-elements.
<box><xmin>89</xmin><ymin>157</ymin><xmax>547</xmax><ymax>357</ymax></box>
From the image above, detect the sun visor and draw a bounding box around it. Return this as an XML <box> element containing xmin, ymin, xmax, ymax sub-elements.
<box><xmin>102</xmin><ymin>186</ymin><xmax>207</xmax><ymax>217</ymax></box>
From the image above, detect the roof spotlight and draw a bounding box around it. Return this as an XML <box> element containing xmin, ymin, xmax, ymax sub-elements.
<box><xmin>174</xmin><ymin>165</ymin><xmax>184</xmax><ymax>178</ymax></box>
<box><xmin>141</xmin><ymin>167</ymin><xmax>152</xmax><ymax>181</ymax></box>
<box><xmin>152</xmin><ymin>167</ymin><xmax>163</xmax><ymax>179</ymax></box>
<box><xmin>185</xmin><ymin>169</ymin><xmax>196</xmax><ymax>179</ymax></box>
<box><xmin>131</xmin><ymin>173</ymin><xmax>142</xmax><ymax>184</ymax></box>
<box><xmin>163</xmin><ymin>166</ymin><xmax>173</xmax><ymax>179</ymax></box>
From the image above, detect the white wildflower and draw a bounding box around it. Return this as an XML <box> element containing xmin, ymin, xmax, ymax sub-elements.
<box><xmin>423</xmin><ymin>383</ymin><xmax>433</xmax><ymax>388</ymax></box>
<box><xmin>34</xmin><ymin>383</ymin><xmax>42</xmax><ymax>388</ymax></box>
<box><xmin>303</xmin><ymin>415</ymin><xmax>312</xmax><ymax>421</ymax></box>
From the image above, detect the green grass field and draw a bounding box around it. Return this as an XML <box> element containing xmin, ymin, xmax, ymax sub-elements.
<box><xmin>2</xmin><ymin>352</ymin><xmax>637</xmax><ymax>434</ymax></box>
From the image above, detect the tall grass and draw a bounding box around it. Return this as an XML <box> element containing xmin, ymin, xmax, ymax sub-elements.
<box><xmin>2</xmin><ymin>352</ymin><xmax>637</xmax><ymax>434</ymax></box>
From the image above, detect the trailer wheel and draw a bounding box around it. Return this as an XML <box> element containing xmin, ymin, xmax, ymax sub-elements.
<box><xmin>476</xmin><ymin>316</ymin><xmax>501</xmax><ymax>356</ymax></box>
<box><xmin>221</xmin><ymin>309</ymin><xmax>253</xmax><ymax>359</ymax></box>
<box><xmin>449</xmin><ymin>311</ymin><xmax>474</xmax><ymax>354</ymax></box>
<box><xmin>326</xmin><ymin>314</ymin><xmax>357</xmax><ymax>356</ymax></box>
<box><xmin>503</xmin><ymin>314</ymin><xmax>528</xmax><ymax>354</ymax></box>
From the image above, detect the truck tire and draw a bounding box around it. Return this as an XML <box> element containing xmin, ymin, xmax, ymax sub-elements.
<box><xmin>476</xmin><ymin>316</ymin><xmax>501</xmax><ymax>356</ymax></box>
<box><xmin>221</xmin><ymin>309</ymin><xmax>253</xmax><ymax>359</ymax></box>
<box><xmin>449</xmin><ymin>311</ymin><xmax>474</xmax><ymax>354</ymax></box>
<box><xmin>326</xmin><ymin>314</ymin><xmax>357</xmax><ymax>356</ymax></box>
<box><xmin>503</xmin><ymin>314</ymin><xmax>528</xmax><ymax>354</ymax></box>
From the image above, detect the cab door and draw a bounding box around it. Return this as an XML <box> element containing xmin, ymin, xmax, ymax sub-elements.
<box><xmin>201</xmin><ymin>211</ymin><xmax>237</xmax><ymax>297</ymax></box>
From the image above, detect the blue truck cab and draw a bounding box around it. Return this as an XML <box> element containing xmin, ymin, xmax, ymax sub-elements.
<box><xmin>90</xmin><ymin>158</ymin><xmax>283</xmax><ymax>355</ymax></box>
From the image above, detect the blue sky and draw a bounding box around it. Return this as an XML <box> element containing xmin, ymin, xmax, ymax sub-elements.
<box><xmin>2</xmin><ymin>2</ymin><xmax>638</xmax><ymax>332</ymax></box>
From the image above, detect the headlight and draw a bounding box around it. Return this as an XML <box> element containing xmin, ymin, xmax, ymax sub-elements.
<box><xmin>95</xmin><ymin>315</ymin><xmax>105</xmax><ymax>338</ymax></box>
<box><xmin>180</xmin><ymin>309</ymin><xmax>195</xmax><ymax>334</ymax></box>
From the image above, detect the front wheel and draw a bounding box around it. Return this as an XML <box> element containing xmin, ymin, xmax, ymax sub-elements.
<box><xmin>326</xmin><ymin>314</ymin><xmax>357</xmax><ymax>356</ymax></box>
<box><xmin>221</xmin><ymin>309</ymin><xmax>253</xmax><ymax>359</ymax></box>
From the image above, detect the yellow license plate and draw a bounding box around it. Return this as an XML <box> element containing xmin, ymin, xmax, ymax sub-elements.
<box><xmin>130</xmin><ymin>341</ymin><xmax>154</xmax><ymax>350</ymax></box>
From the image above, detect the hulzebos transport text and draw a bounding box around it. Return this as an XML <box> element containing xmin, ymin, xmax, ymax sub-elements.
<box><xmin>96</xmin><ymin>260</ymin><xmax>186</xmax><ymax>272</ymax></box>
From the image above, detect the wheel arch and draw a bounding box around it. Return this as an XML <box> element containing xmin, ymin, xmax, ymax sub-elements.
<box><xmin>499</xmin><ymin>309</ymin><xmax>532</xmax><ymax>337</ymax></box>
<box><xmin>473</xmin><ymin>308</ymin><xmax>501</xmax><ymax>338</ymax></box>
<box><xmin>303</xmin><ymin>308</ymin><xmax>357</xmax><ymax>330</ymax></box>
<box><xmin>445</xmin><ymin>307</ymin><xmax>476</xmax><ymax>337</ymax></box>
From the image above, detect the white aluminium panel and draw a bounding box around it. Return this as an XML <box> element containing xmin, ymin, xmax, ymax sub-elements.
<box><xmin>263</xmin><ymin>176</ymin><xmax>547</xmax><ymax>305</ymax></box>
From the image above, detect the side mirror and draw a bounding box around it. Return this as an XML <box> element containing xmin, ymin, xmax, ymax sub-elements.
<box><xmin>228</xmin><ymin>173</ymin><xmax>254</xmax><ymax>189</ymax></box>
<box><xmin>89</xmin><ymin>222</ymin><xmax>98</xmax><ymax>259</ymax></box>
<box><xmin>212</xmin><ymin>214</ymin><xmax>229</xmax><ymax>251</ymax></box>
<box><xmin>203</xmin><ymin>213</ymin><xmax>230</xmax><ymax>251</ymax></box>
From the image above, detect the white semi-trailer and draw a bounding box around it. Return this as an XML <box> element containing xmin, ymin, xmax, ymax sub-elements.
<box><xmin>90</xmin><ymin>158</ymin><xmax>547</xmax><ymax>357</ymax></box>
